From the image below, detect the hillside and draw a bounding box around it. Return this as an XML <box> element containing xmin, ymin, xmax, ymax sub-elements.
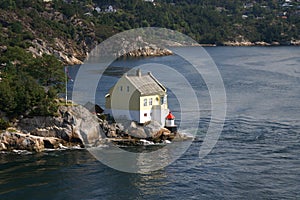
<box><xmin>0</xmin><ymin>0</ymin><xmax>299</xmax><ymax>64</ymax></box>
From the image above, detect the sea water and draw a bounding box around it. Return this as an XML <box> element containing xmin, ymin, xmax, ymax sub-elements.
<box><xmin>1</xmin><ymin>46</ymin><xmax>300</xmax><ymax>199</ymax></box>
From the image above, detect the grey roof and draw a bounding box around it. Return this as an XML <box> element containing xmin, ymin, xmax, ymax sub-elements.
<box><xmin>125</xmin><ymin>72</ymin><xmax>166</xmax><ymax>96</ymax></box>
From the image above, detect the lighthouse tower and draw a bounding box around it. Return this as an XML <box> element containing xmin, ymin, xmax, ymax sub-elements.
<box><xmin>165</xmin><ymin>111</ymin><xmax>177</xmax><ymax>133</ymax></box>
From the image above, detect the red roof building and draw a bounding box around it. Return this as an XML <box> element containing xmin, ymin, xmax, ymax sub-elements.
<box><xmin>166</xmin><ymin>112</ymin><xmax>175</xmax><ymax>120</ymax></box>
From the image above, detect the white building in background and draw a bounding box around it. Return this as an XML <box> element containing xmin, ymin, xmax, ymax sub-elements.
<box><xmin>105</xmin><ymin>69</ymin><xmax>169</xmax><ymax>125</ymax></box>
<box><xmin>95</xmin><ymin>7</ymin><xmax>101</xmax><ymax>13</ymax></box>
<box><xmin>105</xmin><ymin>5</ymin><xmax>117</xmax><ymax>12</ymax></box>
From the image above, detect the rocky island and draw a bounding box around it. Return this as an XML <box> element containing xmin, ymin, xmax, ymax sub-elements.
<box><xmin>0</xmin><ymin>103</ymin><xmax>189</xmax><ymax>152</ymax></box>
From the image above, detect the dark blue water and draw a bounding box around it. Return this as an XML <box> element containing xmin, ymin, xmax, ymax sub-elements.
<box><xmin>1</xmin><ymin>47</ymin><xmax>300</xmax><ymax>199</ymax></box>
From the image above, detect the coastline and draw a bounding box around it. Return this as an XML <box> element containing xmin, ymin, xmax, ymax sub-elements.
<box><xmin>0</xmin><ymin>103</ymin><xmax>189</xmax><ymax>153</ymax></box>
<box><xmin>199</xmin><ymin>40</ymin><xmax>300</xmax><ymax>47</ymax></box>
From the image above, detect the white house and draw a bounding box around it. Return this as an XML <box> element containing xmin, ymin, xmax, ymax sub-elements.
<box><xmin>95</xmin><ymin>6</ymin><xmax>101</xmax><ymax>13</ymax></box>
<box><xmin>105</xmin><ymin>5</ymin><xmax>117</xmax><ymax>12</ymax></box>
<box><xmin>105</xmin><ymin>69</ymin><xmax>169</xmax><ymax>125</ymax></box>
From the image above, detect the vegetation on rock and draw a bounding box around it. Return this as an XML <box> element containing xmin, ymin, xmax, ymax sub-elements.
<box><xmin>0</xmin><ymin>47</ymin><xmax>64</xmax><ymax>128</ymax></box>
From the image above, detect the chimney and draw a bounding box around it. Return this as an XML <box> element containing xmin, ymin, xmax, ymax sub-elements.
<box><xmin>136</xmin><ymin>68</ymin><xmax>141</xmax><ymax>77</ymax></box>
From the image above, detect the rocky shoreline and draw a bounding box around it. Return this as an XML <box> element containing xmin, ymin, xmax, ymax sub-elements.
<box><xmin>219</xmin><ymin>40</ymin><xmax>300</xmax><ymax>47</ymax></box>
<box><xmin>0</xmin><ymin>104</ymin><xmax>190</xmax><ymax>152</ymax></box>
<box><xmin>26</xmin><ymin>36</ymin><xmax>300</xmax><ymax>65</ymax></box>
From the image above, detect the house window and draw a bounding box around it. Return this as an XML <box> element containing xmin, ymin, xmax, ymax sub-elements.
<box><xmin>127</xmin><ymin>86</ymin><xmax>130</xmax><ymax>92</ymax></box>
<box><xmin>120</xmin><ymin>86</ymin><xmax>123</xmax><ymax>91</ymax></box>
<box><xmin>160</xmin><ymin>96</ymin><xmax>164</xmax><ymax>105</ymax></box>
<box><xmin>161</xmin><ymin>95</ymin><xmax>167</xmax><ymax>105</ymax></box>
<box><xmin>144</xmin><ymin>98</ymin><xmax>147</xmax><ymax>106</ymax></box>
<box><xmin>149</xmin><ymin>98</ymin><xmax>153</xmax><ymax>106</ymax></box>
<box><xmin>144</xmin><ymin>113</ymin><xmax>147</xmax><ymax>117</ymax></box>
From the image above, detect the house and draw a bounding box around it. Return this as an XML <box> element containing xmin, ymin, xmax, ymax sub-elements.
<box><xmin>105</xmin><ymin>69</ymin><xmax>169</xmax><ymax>125</ymax></box>
<box><xmin>105</xmin><ymin>5</ymin><xmax>117</xmax><ymax>12</ymax></box>
<box><xmin>95</xmin><ymin>6</ymin><xmax>101</xmax><ymax>13</ymax></box>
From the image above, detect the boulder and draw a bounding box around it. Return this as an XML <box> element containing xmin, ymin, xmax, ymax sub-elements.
<box><xmin>152</xmin><ymin>128</ymin><xmax>171</xmax><ymax>139</ymax></box>
<box><xmin>17</xmin><ymin>116</ymin><xmax>57</xmax><ymax>132</ymax></box>
<box><xmin>43</xmin><ymin>137</ymin><xmax>65</xmax><ymax>149</ymax></box>
<box><xmin>0</xmin><ymin>131</ymin><xmax>45</xmax><ymax>152</ymax></box>
<box><xmin>16</xmin><ymin>104</ymin><xmax>103</xmax><ymax>147</ymax></box>
<box><xmin>143</xmin><ymin>120</ymin><xmax>163</xmax><ymax>138</ymax></box>
<box><xmin>123</xmin><ymin>121</ymin><xmax>147</xmax><ymax>138</ymax></box>
<box><xmin>65</xmin><ymin>105</ymin><xmax>102</xmax><ymax>145</ymax></box>
<box><xmin>123</xmin><ymin>120</ymin><xmax>163</xmax><ymax>139</ymax></box>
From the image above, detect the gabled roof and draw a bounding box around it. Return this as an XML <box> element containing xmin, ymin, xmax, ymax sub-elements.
<box><xmin>125</xmin><ymin>70</ymin><xmax>166</xmax><ymax>96</ymax></box>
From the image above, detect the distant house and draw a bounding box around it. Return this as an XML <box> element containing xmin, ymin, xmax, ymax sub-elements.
<box><xmin>105</xmin><ymin>69</ymin><xmax>169</xmax><ymax>125</ymax></box>
<box><xmin>95</xmin><ymin>6</ymin><xmax>101</xmax><ymax>13</ymax></box>
<box><xmin>105</xmin><ymin>5</ymin><xmax>116</xmax><ymax>12</ymax></box>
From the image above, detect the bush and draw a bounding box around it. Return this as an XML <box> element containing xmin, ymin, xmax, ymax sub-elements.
<box><xmin>0</xmin><ymin>118</ymin><xmax>9</xmax><ymax>130</ymax></box>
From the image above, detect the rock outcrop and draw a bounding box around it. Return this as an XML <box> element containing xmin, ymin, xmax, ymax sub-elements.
<box><xmin>19</xmin><ymin>105</ymin><xmax>102</xmax><ymax>145</ymax></box>
<box><xmin>99</xmin><ymin>119</ymin><xmax>178</xmax><ymax>145</ymax></box>
<box><xmin>121</xmin><ymin>46</ymin><xmax>173</xmax><ymax>57</ymax></box>
<box><xmin>0</xmin><ymin>103</ymin><xmax>190</xmax><ymax>152</ymax></box>
<box><xmin>0</xmin><ymin>104</ymin><xmax>102</xmax><ymax>152</ymax></box>
<box><xmin>0</xmin><ymin>129</ymin><xmax>67</xmax><ymax>152</ymax></box>
<box><xmin>28</xmin><ymin>38</ymin><xmax>85</xmax><ymax>65</ymax></box>
<box><xmin>90</xmin><ymin>35</ymin><xmax>174</xmax><ymax>59</ymax></box>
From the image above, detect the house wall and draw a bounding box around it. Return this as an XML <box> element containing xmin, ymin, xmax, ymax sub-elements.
<box><xmin>152</xmin><ymin>105</ymin><xmax>169</xmax><ymax>126</ymax></box>
<box><xmin>105</xmin><ymin>75</ymin><xmax>169</xmax><ymax>124</ymax></box>
<box><xmin>105</xmin><ymin>109</ymin><xmax>140</xmax><ymax>122</ymax></box>
<box><xmin>139</xmin><ymin>94</ymin><xmax>168</xmax><ymax>124</ymax></box>
<box><xmin>105</xmin><ymin>77</ymin><xmax>140</xmax><ymax>111</ymax></box>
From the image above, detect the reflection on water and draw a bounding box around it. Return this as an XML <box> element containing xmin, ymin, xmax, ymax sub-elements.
<box><xmin>88</xmin><ymin>139</ymin><xmax>193</xmax><ymax>174</ymax></box>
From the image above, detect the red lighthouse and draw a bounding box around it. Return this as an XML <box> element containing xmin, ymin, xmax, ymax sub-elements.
<box><xmin>165</xmin><ymin>111</ymin><xmax>177</xmax><ymax>133</ymax></box>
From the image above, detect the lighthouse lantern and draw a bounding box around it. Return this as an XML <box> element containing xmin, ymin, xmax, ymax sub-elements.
<box><xmin>165</xmin><ymin>112</ymin><xmax>175</xmax><ymax>127</ymax></box>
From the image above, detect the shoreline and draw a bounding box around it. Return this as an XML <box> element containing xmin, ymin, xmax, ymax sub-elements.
<box><xmin>192</xmin><ymin>42</ymin><xmax>300</xmax><ymax>47</ymax></box>
<box><xmin>0</xmin><ymin>104</ymin><xmax>191</xmax><ymax>153</ymax></box>
<box><xmin>62</xmin><ymin>40</ymin><xmax>300</xmax><ymax>65</ymax></box>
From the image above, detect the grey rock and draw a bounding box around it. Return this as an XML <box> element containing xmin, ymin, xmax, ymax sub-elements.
<box><xmin>16</xmin><ymin>104</ymin><xmax>102</xmax><ymax>147</ymax></box>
